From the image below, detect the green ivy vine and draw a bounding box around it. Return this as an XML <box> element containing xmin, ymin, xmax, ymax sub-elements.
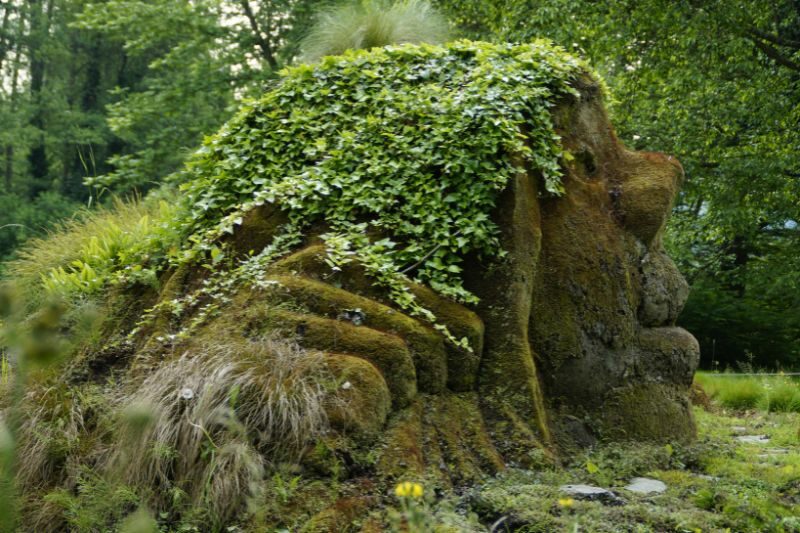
<box><xmin>46</xmin><ymin>40</ymin><xmax>593</xmax><ymax>347</ymax></box>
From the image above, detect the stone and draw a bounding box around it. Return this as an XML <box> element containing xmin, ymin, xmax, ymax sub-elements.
<box><xmin>695</xmin><ymin>474</ymin><xmax>719</xmax><ymax>481</ymax></box>
<box><xmin>560</xmin><ymin>484</ymin><xmax>625</xmax><ymax>506</ymax></box>
<box><xmin>735</xmin><ymin>435</ymin><xmax>770</xmax><ymax>444</ymax></box>
<box><xmin>624</xmin><ymin>477</ymin><xmax>667</xmax><ymax>494</ymax></box>
<box><xmin>757</xmin><ymin>447</ymin><xmax>789</xmax><ymax>459</ymax></box>
<box><xmin>27</xmin><ymin>44</ymin><xmax>702</xmax><ymax>502</ymax></box>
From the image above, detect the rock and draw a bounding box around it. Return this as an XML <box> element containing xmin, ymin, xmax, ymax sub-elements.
<box><xmin>695</xmin><ymin>474</ymin><xmax>719</xmax><ymax>481</ymax></box>
<box><xmin>757</xmin><ymin>448</ymin><xmax>789</xmax><ymax>459</ymax></box>
<box><xmin>560</xmin><ymin>484</ymin><xmax>625</xmax><ymax>506</ymax></box>
<box><xmin>624</xmin><ymin>477</ymin><xmax>667</xmax><ymax>494</ymax></box>
<box><xmin>765</xmin><ymin>447</ymin><xmax>789</xmax><ymax>454</ymax></box>
<box><xmin>735</xmin><ymin>435</ymin><xmax>770</xmax><ymax>444</ymax></box>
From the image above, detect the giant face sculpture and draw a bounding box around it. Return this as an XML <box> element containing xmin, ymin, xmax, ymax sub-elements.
<box><xmin>162</xmin><ymin>75</ymin><xmax>699</xmax><ymax>476</ymax></box>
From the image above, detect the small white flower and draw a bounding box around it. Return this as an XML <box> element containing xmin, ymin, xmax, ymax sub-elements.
<box><xmin>180</xmin><ymin>388</ymin><xmax>195</xmax><ymax>400</ymax></box>
<box><xmin>341</xmin><ymin>381</ymin><xmax>352</xmax><ymax>390</ymax></box>
<box><xmin>632</xmin><ymin>134</ymin><xmax>641</xmax><ymax>141</ymax></box>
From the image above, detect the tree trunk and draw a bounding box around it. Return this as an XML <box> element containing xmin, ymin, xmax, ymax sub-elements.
<box><xmin>26</xmin><ymin>0</ymin><xmax>55</xmax><ymax>196</ymax></box>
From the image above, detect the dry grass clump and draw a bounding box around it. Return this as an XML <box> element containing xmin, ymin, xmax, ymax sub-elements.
<box><xmin>107</xmin><ymin>335</ymin><xmax>337</xmax><ymax>524</ymax></box>
<box><xmin>300</xmin><ymin>0</ymin><xmax>450</xmax><ymax>62</ymax></box>
<box><xmin>12</xmin><ymin>383</ymin><xmax>109</xmax><ymax>492</ymax></box>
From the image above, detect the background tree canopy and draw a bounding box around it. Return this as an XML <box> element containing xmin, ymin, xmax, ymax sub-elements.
<box><xmin>0</xmin><ymin>0</ymin><xmax>797</xmax><ymax>368</ymax></box>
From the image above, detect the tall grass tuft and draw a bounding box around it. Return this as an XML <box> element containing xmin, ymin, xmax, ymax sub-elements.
<box><xmin>13</xmin><ymin>383</ymin><xmax>109</xmax><ymax>492</ymax></box>
<box><xmin>107</xmin><ymin>336</ymin><xmax>338</xmax><ymax>525</ymax></box>
<box><xmin>695</xmin><ymin>372</ymin><xmax>800</xmax><ymax>413</ymax></box>
<box><xmin>300</xmin><ymin>0</ymin><xmax>450</xmax><ymax>62</ymax></box>
<box><xmin>715</xmin><ymin>378</ymin><xmax>763</xmax><ymax>410</ymax></box>
<box><xmin>3</xmin><ymin>195</ymin><xmax>181</xmax><ymax>311</ymax></box>
<box><xmin>760</xmin><ymin>379</ymin><xmax>800</xmax><ymax>413</ymax></box>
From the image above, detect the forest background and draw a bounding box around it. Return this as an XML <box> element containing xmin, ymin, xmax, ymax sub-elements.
<box><xmin>0</xmin><ymin>0</ymin><xmax>797</xmax><ymax>369</ymax></box>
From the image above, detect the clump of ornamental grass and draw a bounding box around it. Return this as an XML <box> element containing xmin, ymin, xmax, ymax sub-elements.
<box><xmin>759</xmin><ymin>378</ymin><xmax>800</xmax><ymax>412</ymax></box>
<box><xmin>12</xmin><ymin>382</ymin><xmax>110</xmax><ymax>492</ymax></box>
<box><xmin>106</xmin><ymin>336</ymin><xmax>338</xmax><ymax>525</ymax></box>
<box><xmin>3</xmin><ymin>194</ymin><xmax>181</xmax><ymax>310</ymax></box>
<box><xmin>713</xmin><ymin>377</ymin><xmax>763</xmax><ymax>411</ymax></box>
<box><xmin>300</xmin><ymin>0</ymin><xmax>450</xmax><ymax>62</ymax></box>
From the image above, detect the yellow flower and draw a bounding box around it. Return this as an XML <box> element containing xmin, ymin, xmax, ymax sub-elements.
<box><xmin>395</xmin><ymin>481</ymin><xmax>424</xmax><ymax>499</ymax></box>
<box><xmin>557</xmin><ymin>497</ymin><xmax>575</xmax><ymax>508</ymax></box>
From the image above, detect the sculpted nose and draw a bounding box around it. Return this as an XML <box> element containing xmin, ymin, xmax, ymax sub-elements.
<box><xmin>616</xmin><ymin>151</ymin><xmax>684</xmax><ymax>245</ymax></box>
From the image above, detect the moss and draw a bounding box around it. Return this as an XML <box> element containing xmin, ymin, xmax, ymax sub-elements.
<box><xmin>326</xmin><ymin>354</ymin><xmax>391</xmax><ymax>437</ymax></box>
<box><xmin>598</xmin><ymin>383</ymin><xmax>696</xmax><ymax>442</ymax></box>
<box><xmin>463</xmin><ymin>162</ymin><xmax>553</xmax><ymax>456</ymax></box>
<box><xmin>422</xmin><ymin>394</ymin><xmax>506</xmax><ymax>484</ymax></box>
<box><xmin>253</xmin><ymin>308</ymin><xmax>417</xmax><ymax>408</ymax></box>
<box><xmin>301</xmin><ymin>495</ymin><xmax>375</xmax><ymax>533</ymax></box>
<box><xmin>271</xmin><ymin>246</ymin><xmax>484</xmax><ymax>391</ymax></box>
<box><xmin>617</xmin><ymin>151</ymin><xmax>683</xmax><ymax>246</ymax></box>
<box><xmin>407</xmin><ymin>283</ymin><xmax>483</xmax><ymax>392</ymax></box>
<box><xmin>377</xmin><ymin>400</ymin><xmax>426</xmax><ymax>479</ymax></box>
<box><xmin>227</xmin><ymin>203</ymin><xmax>289</xmax><ymax>256</ymax></box>
<box><xmin>259</xmin><ymin>274</ymin><xmax>448</xmax><ymax>394</ymax></box>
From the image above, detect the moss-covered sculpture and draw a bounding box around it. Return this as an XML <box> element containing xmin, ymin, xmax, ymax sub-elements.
<box><xmin>3</xmin><ymin>40</ymin><xmax>699</xmax><ymax>530</ymax></box>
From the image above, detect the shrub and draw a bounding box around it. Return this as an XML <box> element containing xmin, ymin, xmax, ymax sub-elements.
<box><xmin>300</xmin><ymin>0</ymin><xmax>450</xmax><ymax>62</ymax></box>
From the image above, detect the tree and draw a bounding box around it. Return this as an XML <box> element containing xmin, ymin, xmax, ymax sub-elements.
<box><xmin>0</xmin><ymin>0</ymin><xmax>320</xmax><ymax>261</ymax></box>
<box><xmin>74</xmin><ymin>0</ymin><xmax>320</xmax><ymax>194</ymax></box>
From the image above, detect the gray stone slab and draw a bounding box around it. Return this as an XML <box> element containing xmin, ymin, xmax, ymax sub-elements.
<box><xmin>624</xmin><ymin>477</ymin><xmax>667</xmax><ymax>494</ymax></box>
<box><xmin>735</xmin><ymin>435</ymin><xmax>770</xmax><ymax>444</ymax></box>
<box><xmin>560</xmin><ymin>484</ymin><xmax>625</xmax><ymax>505</ymax></box>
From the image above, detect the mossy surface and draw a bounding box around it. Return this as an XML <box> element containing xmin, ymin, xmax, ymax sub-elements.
<box><xmin>1</xmin><ymin>38</ymin><xmax>707</xmax><ymax>531</ymax></box>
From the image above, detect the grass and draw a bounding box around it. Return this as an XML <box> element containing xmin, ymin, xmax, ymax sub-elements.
<box><xmin>2</xmin><ymin>326</ymin><xmax>343</xmax><ymax>531</ymax></box>
<box><xmin>408</xmin><ymin>406</ymin><xmax>800</xmax><ymax>532</ymax></box>
<box><xmin>105</xmin><ymin>336</ymin><xmax>338</xmax><ymax>527</ymax></box>
<box><xmin>696</xmin><ymin>371</ymin><xmax>800</xmax><ymax>413</ymax></box>
<box><xmin>2</xmin><ymin>194</ymin><xmax>181</xmax><ymax>312</ymax></box>
<box><xmin>299</xmin><ymin>0</ymin><xmax>450</xmax><ymax>62</ymax></box>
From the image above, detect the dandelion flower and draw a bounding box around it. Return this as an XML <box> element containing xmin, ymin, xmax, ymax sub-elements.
<box><xmin>558</xmin><ymin>497</ymin><xmax>575</xmax><ymax>508</ymax></box>
<box><xmin>395</xmin><ymin>481</ymin><xmax>424</xmax><ymax>499</ymax></box>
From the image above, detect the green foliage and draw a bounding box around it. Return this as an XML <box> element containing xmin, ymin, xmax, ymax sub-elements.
<box><xmin>4</xmin><ymin>196</ymin><xmax>181</xmax><ymax>310</ymax></box>
<box><xmin>300</xmin><ymin>0</ymin><xmax>450</xmax><ymax>62</ymax></box>
<box><xmin>0</xmin><ymin>0</ymin><xmax>321</xmax><ymax>262</ymax></box>
<box><xmin>435</xmin><ymin>0</ymin><xmax>800</xmax><ymax>368</ymax></box>
<box><xmin>695</xmin><ymin>372</ymin><xmax>800</xmax><ymax>413</ymax></box>
<box><xmin>43</xmin><ymin>471</ymin><xmax>141</xmax><ymax>532</ymax></box>
<box><xmin>173</xmin><ymin>40</ymin><xmax>585</xmax><ymax>341</ymax></box>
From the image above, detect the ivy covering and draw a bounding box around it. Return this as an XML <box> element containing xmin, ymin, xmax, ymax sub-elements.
<box><xmin>178</xmin><ymin>40</ymin><xmax>587</xmax><ymax>306</ymax></box>
<box><xmin>38</xmin><ymin>40</ymin><xmax>590</xmax><ymax>345</ymax></box>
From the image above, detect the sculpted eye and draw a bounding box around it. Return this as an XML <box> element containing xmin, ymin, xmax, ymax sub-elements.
<box><xmin>576</xmin><ymin>147</ymin><xmax>597</xmax><ymax>177</ymax></box>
